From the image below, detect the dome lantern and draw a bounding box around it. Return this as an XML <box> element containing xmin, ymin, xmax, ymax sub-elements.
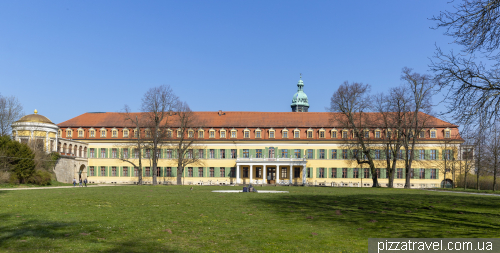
<box><xmin>291</xmin><ymin>75</ymin><xmax>309</xmax><ymax>112</ymax></box>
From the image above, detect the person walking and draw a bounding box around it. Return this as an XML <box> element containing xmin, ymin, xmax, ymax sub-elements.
<box><xmin>79</xmin><ymin>178</ymin><xmax>83</xmax><ymax>187</ymax></box>
<box><xmin>72</xmin><ymin>178</ymin><xmax>77</xmax><ymax>187</ymax></box>
<box><xmin>83</xmin><ymin>178</ymin><xmax>87</xmax><ymax>187</ymax></box>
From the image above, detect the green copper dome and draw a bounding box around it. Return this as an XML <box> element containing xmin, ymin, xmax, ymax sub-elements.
<box><xmin>291</xmin><ymin>79</ymin><xmax>309</xmax><ymax>107</ymax></box>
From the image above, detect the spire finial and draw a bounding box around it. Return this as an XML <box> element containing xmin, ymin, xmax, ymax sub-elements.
<box><xmin>300</xmin><ymin>73</ymin><xmax>302</xmax><ymax>79</ymax></box>
<box><xmin>34</xmin><ymin>109</ymin><xmax>38</xmax><ymax>114</ymax></box>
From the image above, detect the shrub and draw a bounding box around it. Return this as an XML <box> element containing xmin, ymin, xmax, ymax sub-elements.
<box><xmin>0</xmin><ymin>171</ymin><xmax>9</xmax><ymax>184</ymax></box>
<box><xmin>27</xmin><ymin>170</ymin><xmax>52</xmax><ymax>186</ymax></box>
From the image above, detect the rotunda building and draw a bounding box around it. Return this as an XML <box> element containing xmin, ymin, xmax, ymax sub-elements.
<box><xmin>11</xmin><ymin>109</ymin><xmax>59</xmax><ymax>152</ymax></box>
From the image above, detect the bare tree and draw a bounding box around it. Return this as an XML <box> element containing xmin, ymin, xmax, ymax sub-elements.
<box><xmin>120</xmin><ymin>106</ymin><xmax>146</xmax><ymax>185</ymax></box>
<box><xmin>487</xmin><ymin>121</ymin><xmax>500</xmax><ymax>191</ymax></box>
<box><xmin>0</xmin><ymin>94</ymin><xmax>24</xmax><ymax>136</ymax></box>
<box><xmin>400</xmin><ymin>67</ymin><xmax>436</xmax><ymax>189</ymax></box>
<box><xmin>141</xmin><ymin>85</ymin><xmax>179</xmax><ymax>185</ymax></box>
<box><xmin>458</xmin><ymin>128</ymin><xmax>475</xmax><ymax>190</ymax></box>
<box><xmin>430</xmin><ymin>0</ymin><xmax>500</xmax><ymax>126</ymax></box>
<box><xmin>330</xmin><ymin>81</ymin><xmax>379</xmax><ymax>187</ymax></box>
<box><xmin>167</xmin><ymin>102</ymin><xmax>205</xmax><ymax>185</ymax></box>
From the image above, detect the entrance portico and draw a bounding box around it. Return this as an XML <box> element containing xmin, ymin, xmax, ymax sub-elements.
<box><xmin>236</xmin><ymin>157</ymin><xmax>307</xmax><ymax>185</ymax></box>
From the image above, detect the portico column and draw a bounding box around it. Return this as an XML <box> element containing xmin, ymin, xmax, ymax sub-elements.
<box><xmin>45</xmin><ymin>131</ymin><xmax>49</xmax><ymax>152</ymax></box>
<box><xmin>289</xmin><ymin>165</ymin><xmax>293</xmax><ymax>185</ymax></box>
<box><xmin>302</xmin><ymin>165</ymin><xmax>307</xmax><ymax>185</ymax></box>
<box><xmin>236</xmin><ymin>164</ymin><xmax>240</xmax><ymax>184</ymax></box>
<box><xmin>249</xmin><ymin>164</ymin><xmax>253</xmax><ymax>184</ymax></box>
<box><xmin>276</xmin><ymin>165</ymin><xmax>279</xmax><ymax>184</ymax></box>
<box><xmin>263</xmin><ymin>165</ymin><xmax>267</xmax><ymax>184</ymax></box>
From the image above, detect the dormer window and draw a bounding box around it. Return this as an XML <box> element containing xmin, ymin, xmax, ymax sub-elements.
<box><xmin>89</xmin><ymin>129</ymin><xmax>95</xmax><ymax>138</ymax></box>
<box><xmin>364</xmin><ymin>129</ymin><xmax>370</xmax><ymax>138</ymax></box>
<box><xmin>255</xmin><ymin>129</ymin><xmax>261</xmax><ymax>138</ymax></box>
<box><xmin>331</xmin><ymin>129</ymin><xmax>337</xmax><ymax>138</ymax></box>
<box><xmin>342</xmin><ymin>130</ymin><xmax>348</xmax><ymax>139</ymax></box>
<box><xmin>430</xmin><ymin>129</ymin><xmax>437</xmax><ymax>138</ymax></box>
<box><xmin>188</xmin><ymin>129</ymin><xmax>194</xmax><ymax>138</ymax></box>
<box><xmin>282</xmin><ymin>129</ymin><xmax>288</xmax><ymax>138</ymax></box>
<box><xmin>386</xmin><ymin>129</ymin><xmax>392</xmax><ymax>139</ymax></box>
<box><xmin>269</xmin><ymin>128</ymin><xmax>275</xmax><ymax>138</ymax></box>
<box><xmin>78</xmin><ymin>129</ymin><xmax>83</xmax><ymax>138</ymax></box>
<box><xmin>307</xmin><ymin>129</ymin><xmax>313</xmax><ymax>138</ymax></box>
<box><xmin>198</xmin><ymin>129</ymin><xmax>204</xmax><ymax>138</ymax></box>
<box><xmin>375</xmin><ymin>129</ymin><xmax>381</xmax><ymax>138</ymax></box>
<box><xmin>244</xmin><ymin>129</ymin><xmax>250</xmax><ymax>138</ymax></box>
<box><xmin>177</xmin><ymin>129</ymin><xmax>182</xmax><ymax>138</ymax></box>
<box><xmin>231</xmin><ymin>129</ymin><xmax>237</xmax><ymax>138</ymax></box>
<box><xmin>58</xmin><ymin>130</ymin><xmax>62</xmax><ymax>138</ymax></box>
<box><xmin>145</xmin><ymin>129</ymin><xmax>151</xmax><ymax>138</ymax></box>
<box><xmin>319</xmin><ymin>128</ymin><xmax>325</xmax><ymax>138</ymax></box>
<box><xmin>419</xmin><ymin>130</ymin><xmax>425</xmax><ymax>138</ymax></box>
<box><xmin>66</xmin><ymin>129</ymin><xmax>72</xmax><ymax>138</ymax></box>
<box><xmin>135</xmin><ymin>129</ymin><xmax>140</xmax><ymax>138</ymax></box>
<box><xmin>209</xmin><ymin>129</ymin><xmax>215</xmax><ymax>138</ymax></box>
<box><xmin>123</xmin><ymin>129</ymin><xmax>129</xmax><ymax>138</ymax></box>
<box><xmin>220</xmin><ymin>129</ymin><xmax>226</xmax><ymax>138</ymax></box>
<box><xmin>444</xmin><ymin>128</ymin><xmax>451</xmax><ymax>138</ymax></box>
<box><xmin>100</xmin><ymin>129</ymin><xmax>106</xmax><ymax>138</ymax></box>
<box><xmin>112</xmin><ymin>129</ymin><xmax>118</xmax><ymax>138</ymax></box>
<box><xmin>294</xmin><ymin>129</ymin><xmax>300</xmax><ymax>138</ymax></box>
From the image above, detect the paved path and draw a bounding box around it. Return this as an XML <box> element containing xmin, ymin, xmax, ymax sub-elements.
<box><xmin>424</xmin><ymin>189</ymin><xmax>500</xmax><ymax>197</ymax></box>
<box><xmin>0</xmin><ymin>185</ymin><xmax>119</xmax><ymax>191</ymax></box>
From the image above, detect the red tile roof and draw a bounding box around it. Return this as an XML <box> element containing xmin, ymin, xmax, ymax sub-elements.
<box><xmin>57</xmin><ymin>111</ymin><xmax>458</xmax><ymax>128</ymax></box>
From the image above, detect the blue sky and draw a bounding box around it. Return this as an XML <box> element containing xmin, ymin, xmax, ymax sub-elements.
<box><xmin>0</xmin><ymin>1</ymin><xmax>458</xmax><ymax>124</ymax></box>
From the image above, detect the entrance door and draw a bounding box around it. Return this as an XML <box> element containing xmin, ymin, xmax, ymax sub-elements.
<box><xmin>267</xmin><ymin>168</ymin><xmax>276</xmax><ymax>184</ymax></box>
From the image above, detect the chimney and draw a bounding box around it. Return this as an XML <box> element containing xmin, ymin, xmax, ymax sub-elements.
<box><xmin>218</xmin><ymin>110</ymin><xmax>222</xmax><ymax>116</ymax></box>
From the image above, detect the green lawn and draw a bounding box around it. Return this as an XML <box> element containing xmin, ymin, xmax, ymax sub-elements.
<box><xmin>0</xmin><ymin>186</ymin><xmax>499</xmax><ymax>252</ymax></box>
<box><xmin>0</xmin><ymin>181</ymin><xmax>73</xmax><ymax>188</ymax></box>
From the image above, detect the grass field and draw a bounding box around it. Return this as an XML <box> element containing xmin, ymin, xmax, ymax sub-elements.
<box><xmin>0</xmin><ymin>185</ymin><xmax>499</xmax><ymax>252</ymax></box>
<box><xmin>0</xmin><ymin>181</ymin><xmax>72</xmax><ymax>188</ymax></box>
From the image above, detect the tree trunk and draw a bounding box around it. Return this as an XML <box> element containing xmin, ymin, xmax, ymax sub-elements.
<box><xmin>493</xmin><ymin>154</ymin><xmax>497</xmax><ymax>192</ymax></box>
<box><xmin>371</xmin><ymin>166</ymin><xmax>378</xmax><ymax>187</ymax></box>
<box><xmin>177</xmin><ymin>158</ymin><xmax>183</xmax><ymax>185</ymax></box>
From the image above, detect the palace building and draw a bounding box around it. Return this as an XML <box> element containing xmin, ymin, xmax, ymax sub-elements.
<box><xmin>13</xmin><ymin>78</ymin><xmax>464</xmax><ymax>187</ymax></box>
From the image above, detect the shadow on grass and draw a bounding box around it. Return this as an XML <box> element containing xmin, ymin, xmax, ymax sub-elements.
<box><xmin>248</xmin><ymin>190</ymin><xmax>500</xmax><ymax>238</ymax></box>
<box><xmin>0</xmin><ymin>213</ymin><xmax>180</xmax><ymax>252</ymax></box>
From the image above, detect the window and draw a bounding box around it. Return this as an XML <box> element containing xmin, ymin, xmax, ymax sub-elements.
<box><xmin>210</xmin><ymin>167</ymin><xmax>214</xmax><ymax>177</ymax></box>
<box><xmin>375</xmin><ymin>168</ymin><xmax>380</xmax><ymax>178</ymax></box>
<box><xmin>342</xmin><ymin>168</ymin><xmax>347</xmax><ymax>178</ymax></box>
<box><xmin>188</xmin><ymin>150</ymin><xmax>193</xmax><ymax>159</ymax></box>
<box><xmin>364</xmin><ymin>168</ymin><xmax>370</xmax><ymax>178</ymax></box>
<box><xmin>67</xmin><ymin>130</ymin><xmax>72</xmax><ymax>138</ymax></box>
<box><xmin>283</xmin><ymin>130</ymin><xmax>288</xmax><ymax>138</ymax></box>
<box><xmin>430</xmin><ymin>130</ymin><xmax>436</xmax><ymax>138</ymax></box>
<box><xmin>188</xmin><ymin>130</ymin><xmax>194</xmax><ymax>138</ymax></box>
<box><xmin>307</xmin><ymin>168</ymin><xmax>311</xmax><ymax>178</ymax></box>
<box><xmin>375</xmin><ymin>131</ymin><xmax>380</xmax><ymax>138</ymax></box>
<box><xmin>166</xmin><ymin>167</ymin><xmax>172</xmax><ymax>177</ymax></box>
<box><xmin>431</xmin><ymin>169</ymin><xmax>437</xmax><ymax>179</ymax></box>
<box><xmin>146</xmin><ymin>149</ymin><xmax>150</xmax><ymax>158</ymax></box>
<box><xmin>145</xmin><ymin>167</ymin><xmax>151</xmax><ymax>177</ymax></box>
<box><xmin>387</xmin><ymin>130</ymin><xmax>392</xmax><ymax>139</ymax></box>
<box><xmin>332</xmin><ymin>150</ymin><xmax>337</xmax><ymax>159</ymax></box>
<box><xmin>198</xmin><ymin>167</ymin><xmax>204</xmax><ymax>177</ymax></box>
<box><xmin>90</xmin><ymin>148</ymin><xmax>95</xmax><ymax>158</ymax></box>
<box><xmin>294</xmin><ymin>130</ymin><xmax>300</xmax><ymax>138</ymax></box>
<box><xmin>123</xmin><ymin>129</ymin><xmax>129</xmax><ymax>138</ymax></box>
<box><xmin>198</xmin><ymin>130</ymin><xmax>204</xmax><ymax>138</ymax></box>
<box><xmin>420</xmin><ymin>131</ymin><xmax>425</xmax><ymax>138</ymax></box>
<box><xmin>112</xmin><ymin>167</ymin><xmax>117</xmax><ymax>177</ymax></box>
<box><xmin>410</xmin><ymin>169</ymin><xmax>414</xmax><ymax>178</ymax></box>
<box><xmin>231</xmin><ymin>149</ymin><xmax>236</xmax><ymax>159</ymax></box>
<box><xmin>397</xmin><ymin>150</ymin><xmax>403</xmax><ymax>159</ymax></box>
<box><xmin>256</xmin><ymin>149</ymin><xmax>262</xmax><ymax>158</ymax></box>
<box><xmin>243</xmin><ymin>149</ymin><xmax>249</xmax><ymax>158</ymax></box>
<box><xmin>188</xmin><ymin>167</ymin><xmax>193</xmax><ymax>177</ymax></box>
<box><xmin>220</xmin><ymin>130</ymin><xmax>226</xmax><ymax>138</ymax></box>
<box><xmin>319</xmin><ymin>168</ymin><xmax>325</xmax><ymax>178</ymax></box>
<box><xmin>397</xmin><ymin>168</ymin><xmax>403</xmax><ymax>179</ymax></box>
<box><xmin>332</xmin><ymin>131</ymin><xmax>337</xmax><ymax>138</ymax></box>
<box><xmin>123</xmin><ymin>167</ymin><xmax>129</xmax><ymax>177</ymax></box>
<box><xmin>375</xmin><ymin>150</ymin><xmax>381</xmax><ymax>159</ymax></box>
<box><xmin>166</xmin><ymin>130</ymin><xmax>172</xmax><ymax>138</ymax></box>
<box><xmin>134</xmin><ymin>167</ymin><xmax>139</xmax><ymax>177</ymax></box>
<box><xmin>198</xmin><ymin>149</ymin><xmax>204</xmax><ymax>159</ymax></box>
<box><xmin>112</xmin><ymin>148</ymin><xmax>117</xmax><ymax>158</ymax></box>
<box><xmin>445</xmin><ymin>150</ymin><xmax>451</xmax><ymax>160</ymax></box>
<box><xmin>210</xmin><ymin>149</ymin><xmax>215</xmax><ymax>159</ymax></box>
<box><xmin>342</xmin><ymin>149</ymin><xmax>348</xmax><ymax>159</ymax></box>
<box><xmin>307</xmin><ymin>130</ymin><xmax>313</xmax><ymax>138</ymax></box>
<box><xmin>364</xmin><ymin>130</ymin><xmax>369</xmax><ymax>138</ymax></box>
<box><xmin>353</xmin><ymin>168</ymin><xmax>359</xmax><ymax>178</ymax></box>
<box><xmin>431</xmin><ymin>150</ymin><xmax>437</xmax><ymax>160</ymax></box>
<box><xmin>256</xmin><ymin>167</ymin><xmax>262</xmax><ymax>178</ymax></box>
<box><xmin>294</xmin><ymin>149</ymin><xmax>301</xmax><ymax>158</ymax></box>
<box><xmin>243</xmin><ymin>167</ymin><xmax>249</xmax><ymax>178</ymax></box>
<box><xmin>244</xmin><ymin>130</ymin><xmax>250</xmax><ymax>138</ymax></box>
<box><xmin>255</xmin><ymin>130</ymin><xmax>261</xmax><ymax>138</ymax></box>
<box><xmin>307</xmin><ymin>149</ymin><xmax>313</xmax><ymax>159</ymax></box>
<box><xmin>134</xmin><ymin>149</ymin><xmax>139</xmax><ymax>158</ymax></box>
<box><xmin>332</xmin><ymin>168</ymin><xmax>337</xmax><ymax>178</ymax></box>
<box><xmin>90</xmin><ymin>130</ymin><xmax>95</xmax><ymax>138</ymax></box>
<box><xmin>100</xmin><ymin>166</ymin><xmax>106</xmax><ymax>176</ymax></box>
<box><xmin>342</xmin><ymin>131</ymin><xmax>348</xmax><ymax>139</ymax></box>
<box><xmin>209</xmin><ymin>130</ymin><xmax>215</xmax><ymax>138</ymax></box>
<box><xmin>419</xmin><ymin>168</ymin><xmax>425</xmax><ymax>179</ymax></box>
<box><xmin>281</xmin><ymin>168</ymin><xmax>287</xmax><ymax>178</ymax></box>
<box><xmin>269</xmin><ymin>131</ymin><xmax>275</xmax><ymax>138</ymax></box>
<box><xmin>90</xmin><ymin>166</ymin><xmax>95</xmax><ymax>176</ymax></box>
<box><xmin>445</xmin><ymin>130</ymin><xmax>450</xmax><ymax>138</ymax></box>
<box><xmin>78</xmin><ymin>130</ymin><xmax>83</xmax><ymax>137</ymax></box>
<box><xmin>231</xmin><ymin>130</ymin><xmax>236</xmax><ymax>138</ymax></box>
<box><xmin>294</xmin><ymin>167</ymin><xmax>300</xmax><ymax>178</ymax></box>
<box><xmin>220</xmin><ymin>149</ymin><xmax>225</xmax><ymax>159</ymax></box>
<box><xmin>123</xmin><ymin>149</ymin><xmax>128</xmax><ymax>159</ymax></box>
<box><xmin>319</xmin><ymin>149</ymin><xmax>325</xmax><ymax>159</ymax></box>
<box><xmin>176</xmin><ymin>130</ymin><xmax>181</xmax><ymax>138</ymax></box>
<box><xmin>282</xmin><ymin>149</ymin><xmax>288</xmax><ymax>158</ymax></box>
<box><xmin>112</xmin><ymin>130</ymin><xmax>118</xmax><ymax>138</ymax></box>
<box><xmin>166</xmin><ymin>149</ymin><xmax>172</xmax><ymax>159</ymax></box>
<box><xmin>220</xmin><ymin>167</ymin><xmax>226</xmax><ymax>177</ymax></box>
<box><xmin>419</xmin><ymin>150</ymin><xmax>425</xmax><ymax>160</ymax></box>
<box><xmin>101</xmin><ymin>149</ymin><xmax>106</xmax><ymax>158</ymax></box>
<box><xmin>319</xmin><ymin>131</ymin><xmax>325</xmax><ymax>138</ymax></box>
<box><xmin>101</xmin><ymin>129</ymin><xmax>106</xmax><ymax>138</ymax></box>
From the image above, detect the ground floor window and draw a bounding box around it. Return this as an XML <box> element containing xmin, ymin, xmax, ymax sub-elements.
<box><xmin>364</xmin><ymin>168</ymin><xmax>370</xmax><ymax>179</ymax></box>
<box><xmin>100</xmin><ymin>166</ymin><xmax>106</xmax><ymax>177</ymax></box>
<box><xmin>157</xmin><ymin>167</ymin><xmax>161</xmax><ymax>177</ymax></box>
<box><xmin>256</xmin><ymin>167</ymin><xmax>262</xmax><ymax>178</ymax></box>
<box><xmin>332</xmin><ymin>168</ymin><xmax>337</xmax><ymax>178</ymax></box>
<box><xmin>396</xmin><ymin>168</ymin><xmax>402</xmax><ymax>179</ymax></box>
<box><xmin>353</xmin><ymin>168</ymin><xmax>359</xmax><ymax>178</ymax></box>
<box><xmin>220</xmin><ymin>167</ymin><xmax>226</xmax><ymax>177</ymax></box>
<box><xmin>166</xmin><ymin>167</ymin><xmax>172</xmax><ymax>177</ymax></box>
<box><xmin>294</xmin><ymin>167</ymin><xmax>300</xmax><ymax>178</ymax></box>
<box><xmin>145</xmin><ymin>167</ymin><xmax>151</xmax><ymax>177</ymax></box>
<box><xmin>90</xmin><ymin>166</ymin><xmax>95</xmax><ymax>176</ymax></box>
<box><xmin>230</xmin><ymin>167</ymin><xmax>235</xmax><ymax>177</ymax></box>
<box><xmin>210</xmin><ymin>167</ymin><xmax>214</xmax><ymax>177</ymax></box>
<box><xmin>431</xmin><ymin>169</ymin><xmax>437</xmax><ymax>179</ymax></box>
<box><xmin>243</xmin><ymin>167</ymin><xmax>248</xmax><ymax>178</ymax></box>
<box><xmin>281</xmin><ymin>168</ymin><xmax>287</xmax><ymax>178</ymax></box>
<box><xmin>134</xmin><ymin>167</ymin><xmax>139</xmax><ymax>177</ymax></box>
<box><xmin>342</xmin><ymin>168</ymin><xmax>347</xmax><ymax>178</ymax></box>
<box><xmin>319</xmin><ymin>168</ymin><xmax>325</xmax><ymax>178</ymax></box>
<box><xmin>123</xmin><ymin>167</ymin><xmax>128</xmax><ymax>177</ymax></box>
<box><xmin>419</xmin><ymin>168</ymin><xmax>425</xmax><ymax>179</ymax></box>
<box><xmin>188</xmin><ymin>167</ymin><xmax>193</xmax><ymax>177</ymax></box>
<box><xmin>375</xmin><ymin>168</ymin><xmax>380</xmax><ymax>178</ymax></box>
<box><xmin>307</xmin><ymin>168</ymin><xmax>310</xmax><ymax>178</ymax></box>
<box><xmin>198</xmin><ymin>167</ymin><xmax>204</xmax><ymax>177</ymax></box>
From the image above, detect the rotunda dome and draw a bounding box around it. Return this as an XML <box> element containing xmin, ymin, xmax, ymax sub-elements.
<box><xmin>16</xmin><ymin>109</ymin><xmax>55</xmax><ymax>125</ymax></box>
